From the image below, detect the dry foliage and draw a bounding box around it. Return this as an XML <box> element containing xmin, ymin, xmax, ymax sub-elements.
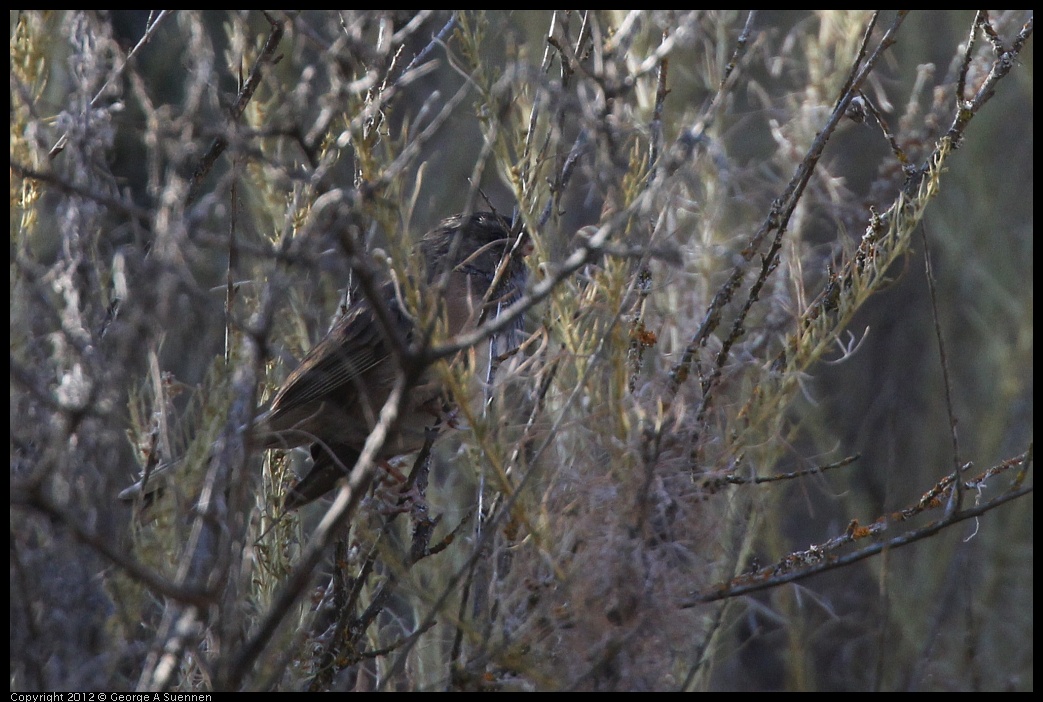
<box><xmin>11</xmin><ymin>10</ymin><xmax>1033</xmax><ymax>691</ymax></box>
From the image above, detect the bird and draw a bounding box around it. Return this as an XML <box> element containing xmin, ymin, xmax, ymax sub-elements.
<box><xmin>117</xmin><ymin>212</ymin><xmax>528</xmax><ymax>511</ymax></box>
<box><xmin>254</xmin><ymin>211</ymin><xmax>529</xmax><ymax>509</ymax></box>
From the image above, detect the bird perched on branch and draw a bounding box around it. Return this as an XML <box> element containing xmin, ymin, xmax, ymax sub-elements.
<box><xmin>119</xmin><ymin>211</ymin><xmax>529</xmax><ymax>511</ymax></box>
<box><xmin>255</xmin><ymin>211</ymin><xmax>530</xmax><ymax>508</ymax></box>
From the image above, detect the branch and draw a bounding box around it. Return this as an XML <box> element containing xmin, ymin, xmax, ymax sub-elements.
<box><xmin>687</xmin><ymin>451</ymin><xmax>1033</xmax><ymax>605</ymax></box>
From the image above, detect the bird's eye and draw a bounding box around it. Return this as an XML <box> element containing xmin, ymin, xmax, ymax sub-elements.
<box><xmin>459</xmin><ymin>263</ymin><xmax>494</xmax><ymax>283</ymax></box>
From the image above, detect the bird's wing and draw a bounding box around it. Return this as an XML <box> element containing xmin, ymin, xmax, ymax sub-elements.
<box><xmin>265</xmin><ymin>287</ymin><xmax>405</xmax><ymax>419</ymax></box>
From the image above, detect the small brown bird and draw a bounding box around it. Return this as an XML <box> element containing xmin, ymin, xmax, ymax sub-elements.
<box><xmin>117</xmin><ymin>212</ymin><xmax>528</xmax><ymax>510</ymax></box>
<box><xmin>255</xmin><ymin>211</ymin><xmax>529</xmax><ymax>508</ymax></box>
